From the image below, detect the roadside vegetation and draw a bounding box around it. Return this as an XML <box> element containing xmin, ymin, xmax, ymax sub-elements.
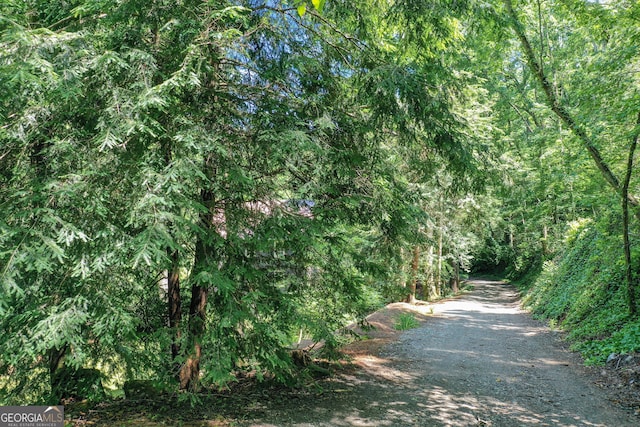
<box><xmin>2</xmin><ymin>0</ymin><xmax>640</xmax><ymax>411</ymax></box>
<box><xmin>517</xmin><ymin>218</ymin><xmax>640</xmax><ymax>365</ymax></box>
<box><xmin>393</xmin><ymin>313</ymin><xmax>421</xmax><ymax>331</ymax></box>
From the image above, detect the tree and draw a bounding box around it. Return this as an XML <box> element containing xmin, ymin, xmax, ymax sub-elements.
<box><xmin>497</xmin><ymin>0</ymin><xmax>640</xmax><ymax>312</ymax></box>
<box><xmin>1</xmin><ymin>0</ymin><xmax>483</xmax><ymax>402</ymax></box>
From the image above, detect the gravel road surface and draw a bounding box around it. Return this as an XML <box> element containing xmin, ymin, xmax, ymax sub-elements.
<box><xmin>238</xmin><ymin>280</ymin><xmax>638</xmax><ymax>426</ymax></box>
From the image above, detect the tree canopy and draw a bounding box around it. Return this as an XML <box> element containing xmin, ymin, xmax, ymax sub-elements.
<box><xmin>2</xmin><ymin>0</ymin><xmax>639</xmax><ymax>404</ymax></box>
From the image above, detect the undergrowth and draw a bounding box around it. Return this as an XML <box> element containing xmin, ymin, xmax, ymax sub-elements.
<box><xmin>394</xmin><ymin>313</ymin><xmax>420</xmax><ymax>330</ymax></box>
<box><xmin>517</xmin><ymin>218</ymin><xmax>640</xmax><ymax>365</ymax></box>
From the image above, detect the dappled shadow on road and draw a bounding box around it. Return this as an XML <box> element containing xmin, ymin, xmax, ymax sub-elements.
<box><xmin>276</xmin><ymin>353</ymin><xmax>612</xmax><ymax>427</ymax></box>
<box><xmin>457</xmin><ymin>280</ymin><xmax>522</xmax><ymax>307</ymax></box>
<box><xmin>269</xmin><ymin>280</ymin><xmax>629</xmax><ymax>427</ymax></box>
<box><xmin>236</xmin><ymin>280</ymin><xmax>637</xmax><ymax>426</ymax></box>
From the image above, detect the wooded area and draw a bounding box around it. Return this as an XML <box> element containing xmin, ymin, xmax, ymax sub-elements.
<box><xmin>1</xmin><ymin>0</ymin><xmax>639</xmax><ymax>405</ymax></box>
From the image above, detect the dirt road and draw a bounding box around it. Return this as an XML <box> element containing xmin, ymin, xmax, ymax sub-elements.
<box><xmin>237</xmin><ymin>280</ymin><xmax>638</xmax><ymax>426</ymax></box>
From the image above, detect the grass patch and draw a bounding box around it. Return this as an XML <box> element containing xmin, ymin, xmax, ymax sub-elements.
<box><xmin>394</xmin><ymin>313</ymin><xmax>420</xmax><ymax>330</ymax></box>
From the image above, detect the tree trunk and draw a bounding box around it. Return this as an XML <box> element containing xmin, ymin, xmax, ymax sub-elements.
<box><xmin>179</xmin><ymin>281</ymin><xmax>207</xmax><ymax>391</ymax></box>
<box><xmin>622</xmin><ymin>112</ymin><xmax>640</xmax><ymax>316</ymax></box>
<box><xmin>179</xmin><ymin>183</ymin><xmax>215</xmax><ymax>391</ymax></box>
<box><xmin>448</xmin><ymin>258</ymin><xmax>459</xmax><ymax>294</ymax></box>
<box><xmin>623</xmin><ymin>173</ymin><xmax>635</xmax><ymax>316</ymax></box>
<box><xmin>399</xmin><ymin>247</ymin><xmax>407</xmax><ymax>291</ymax></box>
<box><xmin>167</xmin><ymin>249</ymin><xmax>182</xmax><ymax>367</ymax></box>
<box><xmin>423</xmin><ymin>246</ymin><xmax>434</xmax><ymax>300</ymax></box>
<box><xmin>454</xmin><ymin>258</ymin><xmax>460</xmax><ymax>293</ymax></box>
<box><xmin>503</xmin><ymin>0</ymin><xmax>640</xmax><ymax>222</ymax></box>
<box><xmin>436</xmin><ymin>218</ymin><xmax>443</xmax><ymax>297</ymax></box>
<box><xmin>541</xmin><ymin>224</ymin><xmax>548</xmax><ymax>256</ymax></box>
<box><xmin>406</xmin><ymin>246</ymin><xmax>419</xmax><ymax>304</ymax></box>
<box><xmin>162</xmin><ymin>139</ymin><xmax>182</xmax><ymax>370</ymax></box>
<box><xmin>48</xmin><ymin>345</ymin><xmax>67</xmax><ymax>381</ymax></box>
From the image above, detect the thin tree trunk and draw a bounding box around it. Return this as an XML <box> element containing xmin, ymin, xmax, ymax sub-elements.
<box><xmin>399</xmin><ymin>247</ymin><xmax>406</xmax><ymax>290</ymax></box>
<box><xmin>436</xmin><ymin>216</ymin><xmax>443</xmax><ymax>297</ymax></box>
<box><xmin>167</xmin><ymin>249</ymin><xmax>182</xmax><ymax>365</ymax></box>
<box><xmin>406</xmin><ymin>246</ymin><xmax>419</xmax><ymax>304</ymax></box>
<box><xmin>503</xmin><ymin>0</ymin><xmax>640</xmax><ymax>222</ymax></box>
<box><xmin>179</xmin><ymin>280</ymin><xmax>207</xmax><ymax>391</ymax></box>
<box><xmin>622</xmin><ymin>112</ymin><xmax>640</xmax><ymax>315</ymax></box>
<box><xmin>436</xmin><ymin>238</ymin><xmax>442</xmax><ymax>297</ymax></box>
<box><xmin>31</xmin><ymin>136</ymin><xmax>64</xmax><ymax>388</ymax></box>
<box><xmin>423</xmin><ymin>246</ymin><xmax>434</xmax><ymax>300</ymax></box>
<box><xmin>47</xmin><ymin>344</ymin><xmax>69</xmax><ymax>403</ymax></box>
<box><xmin>48</xmin><ymin>345</ymin><xmax>67</xmax><ymax>382</ymax></box>
<box><xmin>162</xmin><ymin>139</ymin><xmax>182</xmax><ymax>371</ymax></box>
<box><xmin>448</xmin><ymin>258</ymin><xmax>459</xmax><ymax>294</ymax></box>
<box><xmin>509</xmin><ymin>227</ymin><xmax>514</xmax><ymax>248</ymax></box>
<box><xmin>179</xmin><ymin>182</ymin><xmax>215</xmax><ymax>390</ymax></box>
<box><xmin>454</xmin><ymin>258</ymin><xmax>460</xmax><ymax>293</ymax></box>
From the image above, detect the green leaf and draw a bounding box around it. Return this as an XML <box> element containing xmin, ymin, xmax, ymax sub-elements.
<box><xmin>312</xmin><ymin>0</ymin><xmax>325</xmax><ymax>13</ymax></box>
<box><xmin>297</xmin><ymin>3</ymin><xmax>307</xmax><ymax>17</ymax></box>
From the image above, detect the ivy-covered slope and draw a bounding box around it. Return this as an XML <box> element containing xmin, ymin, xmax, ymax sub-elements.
<box><xmin>519</xmin><ymin>219</ymin><xmax>640</xmax><ymax>365</ymax></box>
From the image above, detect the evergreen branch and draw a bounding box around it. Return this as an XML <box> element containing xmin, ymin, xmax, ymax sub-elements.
<box><xmin>295</xmin><ymin>19</ymin><xmax>355</xmax><ymax>70</ymax></box>
<box><xmin>251</xmin><ymin>3</ymin><xmax>361</xmax><ymax>69</ymax></box>
<box><xmin>306</xmin><ymin>9</ymin><xmax>363</xmax><ymax>50</ymax></box>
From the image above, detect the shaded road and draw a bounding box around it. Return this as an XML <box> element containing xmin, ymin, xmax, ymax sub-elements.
<box><xmin>238</xmin><ymin>280</ymin><xmax>637</xmax><ymax>426</ymax></box>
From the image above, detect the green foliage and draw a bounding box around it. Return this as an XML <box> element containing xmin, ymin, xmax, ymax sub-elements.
<box><xmin>1</xmin><ymin>0</ymin><xmax>484</xmax><ymax>403</ymax></box>
<box><xmin>521</xmin><ymin>219</ymin><xmax>639</xmax><ymax>365</ymax></box>
<box><xmin>462</xmin><ymin>0</ymin><xmax>640</xmax><ymax>283</ymax></box>
<box><xmin>394</xmin><ymin>313</ymin><xmax>420</xmax><ymax>331</ymax></box>
<box><xmin>574</xmin><ymin>321</ymin><xmax>640</xmax><ymax>366</ymax></box>
<box><xmin>8</xmin><ymin>0</ymin><xmax>638</xmax><ymax>407</ymax></box>
<box><xmin>50</xmin><ymin>368</ymin><xmax>106</xmax><ymax>403</ymax></box>
<box><xmin>295</xmin><ymin>0</ymin><xmax>325</xmax><ymax>16</ymax></box>
<box><xmin>123</xmin><ymin>380</ymin><xmax>162</xmax><ymax>400</ymax></box>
